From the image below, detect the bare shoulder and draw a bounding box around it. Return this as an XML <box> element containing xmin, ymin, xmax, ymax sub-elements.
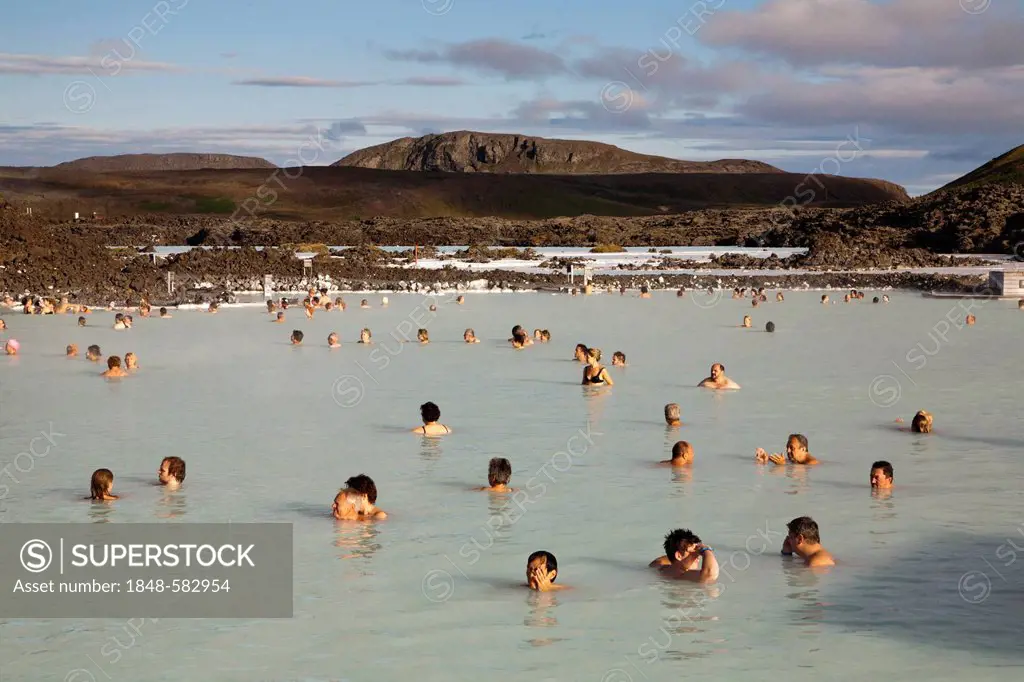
<box><xmin>807</xmin><ymin>550</ymin><xmax>835</xmax><ymax>567</ymax></box>
<box><xmin>649</xmin><ymin>556</ymin><xmax>670</xmax><ymax>567</ymax></box>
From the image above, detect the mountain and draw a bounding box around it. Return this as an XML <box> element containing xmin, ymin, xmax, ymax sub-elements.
<box><xmin>0</xmin><ymin>165</ymin><xmax>907</xmax><ymax>222</ymax></box>
<box><xmin>937</xmin><ymin>145</ymin><xmax>1024</xmax><ymax>192</ymax></box>
<box><xmin>52</xmin><ymin>153</ymin><xmax>277</xmax><ymax>173</ymax></box>
<box><xmin>333</xmin><ymin>131</ymin><xmax>783</xmax><ymax>175</ymax></box>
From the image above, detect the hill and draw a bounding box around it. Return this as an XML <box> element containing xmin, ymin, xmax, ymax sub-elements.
<box><xmin>333</xmin><ymin>131</ymin><xmax>782</xmax><ymax>175</ymax></box>
<box><xmin>0</xmin><ymin>165</ymin><xmax>907</xmax><ymax>222</ymax></box>
<box><xmin>52</xmin><ymin>153</ymin><xmax>277</xmax><ymax>173</ymax></box>
<box><xmin>937</xmin><ymin>144</ymin><xmax>1024</xmax><ymax>192</ymax></box>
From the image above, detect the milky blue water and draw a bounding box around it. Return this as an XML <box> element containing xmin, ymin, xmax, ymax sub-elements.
<box><xmin>1</xmin><ymin>291</ymin><xmax>1023</xmax><ymax>681</ymax></box>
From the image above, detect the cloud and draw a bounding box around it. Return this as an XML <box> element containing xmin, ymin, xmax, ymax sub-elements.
<box><xmin>233</xmin><ymin>76</ymin><xmax>377</xmax><ymax>87</ymax></box>
<box><xmin>220</xmin><ymin>52</ymin><xmax>238</xmax><ymax>59</ymax></box>
<box><xmin>702</xmin><ymin>0</ymin><xmax>1024</xmax><ymax>69</ymax></box>
<box><xmin>738</xmin><ymin>66</ymin><xmax>1024</xmax><ymax>135</ymax></box>
<box><xmin>385</xmin><ymin>39</ymin><xmax>565</xmax><ymax>79</ymax></box>
<box><xmin>396</xmin><ymin>76</ymin><xmax>466</xmax><ymax>86</ymax></box>
<box><xmin>0</xmin><ymin>52</ymin><xmax>182</xmax><ymax>76</ymax></box>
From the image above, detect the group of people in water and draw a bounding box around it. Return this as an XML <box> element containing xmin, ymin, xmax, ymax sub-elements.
<box><xmin>0</xmin><ymin>282</ymin><xmax>997</xmax><ymax>592</ymax></box>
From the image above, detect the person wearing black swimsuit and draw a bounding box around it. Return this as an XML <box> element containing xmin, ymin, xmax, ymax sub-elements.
<box><xmin>413</xmin><ymin>401</ymin><xmax>452</xmax><ymax>436</ymax></box>
<box><xmin>582</xmin><ymin>348</ymin><xmax>613</xmax><ymax>386</ymax></box>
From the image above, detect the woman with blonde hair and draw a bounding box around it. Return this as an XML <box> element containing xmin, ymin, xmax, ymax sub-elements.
<box><xmin>88</xmin><ymin>469</ymin><xmax>119</xmax><ymax>501</ymax></box>
<box><xmin>582</xmin><ymin>348</ymin><xmax>613</xmax><ymax>386</ymax></box>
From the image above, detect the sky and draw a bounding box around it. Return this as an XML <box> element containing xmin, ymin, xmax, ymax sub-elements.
<box><xmin>0</xmin><ymin>0</ymin><xmax>1021</xmax><ymax>195</ymax></box>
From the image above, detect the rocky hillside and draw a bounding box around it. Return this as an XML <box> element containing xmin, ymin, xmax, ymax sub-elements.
<box><xmin>52</xmin><ymin>153</ymin><xmax>277</xmax><ymax>173</ymax></box>
<box><xmin>333</xmin><ymin>131</ymin><xmax>783</xmax><ymax>174</ymax></box>
<box><xmin>938</xmin><ymin>144</ymin><xmax>1024</xmax><ymax>192</ymax></box>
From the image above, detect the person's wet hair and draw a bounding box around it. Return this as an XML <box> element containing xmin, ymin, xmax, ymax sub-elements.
<box><xmin>345</xmin><ymin>474</ymin><xmax>378</xmax><ymax>504</ymax></box>
<box><xmin>66</xmin><ymin>344</ymin><xmax>77</xmax><ymax>356</ymax></box>
<box><xmin>291</xmin><ymin>329</ymin><xmax>304</xmax><ymax>343</ymax></box>
<box><xmin>420</xmin><ymin>401</ymin><xmax>441</xmax><ymax>423</ymax></box>
<box><xmin>789</xmin><ymin>433</ymin><xmax>809</xmax><ymax>451</ymax></box>
<box><xmin>786</xmin><ymin>516</ymin><xmax>821</xmax><ymax>544</ymax></box>
<box><xmin>664</xmin><ymin>403</ymin><xmax>680</xmax><ymax>423</ymax></box>
<box><xmin>88</xmin><ymin>344</ymin><xmax>101</xmax><ymax>356</ymax></box>
<box><xmin>663</xmin><ymin>528</ymin><xmax>701</xmax><ymax>558</ymax></box>
<box><xmin>417</xmin><ymin>328</ymin><xmax>429</xmax><ymax>342</ymax></box>
<box><xmin>873</xmin><ymin>297</ymin><xmax>880</xmax><ymax>303</ymax></box>
<box><xmin>488</xmin><ymin>457</ymin><xmax>512</xmax><ymax>486</ymax></box>
<box><xmin>612</xmin><ymin>351</ymin><xmax>626</xmax><ymax>363</ymax></box>
<box><xmin>511</xmin><ymin>325</ymin><xmax>524</xmax><ymax>336</ymax></box>
<box><xmin>78</xmin><ymin>316</ymin><xmax>86</xmax><ymax>326</ymax></box>
<box><xmin>587</xmin><ymin>347</ymin><xmax>602</xmax><ymax>362</ymax></box>
<box><xmin>871</xmin><ymin>460</ymin><xmax>893</xmax><ymax>481</ymax></box>
<box><xmin>911</xmin><ymin>410</ymin><xmax>933</xmax><ymax>433</ymax></box>
<box><xmin>575</xmin><ymin>343</ymin><xmax>588</xmax><ymax>356</ymax></box>
<box><xmin>765</xmin><ymin>321</ymin><xmax>775</xmax><ymax>333</ymax></box>
<box><xmin>106</xmin><ymin>356</ymin><xmax>121</xmax><ymax>369</ymax></box>
<box><xmin>671</xmin><ymin>441</ymin><xmax>692</xmax><ymax>461</ymax></box>
<box><xmin>541</xmin><ymin>330</ymin><xmax>551</xmax><ymax>341</ymax></box>
<box><xmin>90</xmin><ymin>468</ymin><xmax>114</xmax><ymax>500</ymax></box>
<box><xmin>163</xmin><ymin>456</ymin><xmax>187</xmax><ymax>482</ymax></box>
<box><xmin>115</xmin><ymin>313</ymin><xmax>124</xmax><ymax>322</ymax></box>
<box><xmin>527</xmin><ymin>550</ymin><xmax>558</xmax><ymax>577</ymax></box>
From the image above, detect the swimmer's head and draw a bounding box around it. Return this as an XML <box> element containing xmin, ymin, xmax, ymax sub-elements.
<box><xmin>574</xmin><ymin>344</ymin><xmax>588</xmax><ymax>360</ymax></box>
<box><xmin>381</xmin><ymin>297</ymin><xmax>389</xmax><ymax>306</ymax></box>
<box><xmin>160</xmin><ymin>307</ymin><xmax>168</xmax><ymax>316</ymax></box>
<box><xmin>78</xmin><ymin>316</ymin><xmax>86</xmax><ymax>327</ymax></box>
<box><xmin>776</xmin><ymin>292</ymin><xmax>784</xmax><ymax>301</ymax></box>
<box><xmin>266</xmin><ymin>301</ymin><xmax>275</xmax><ymax>312</ymax></box>
<box><xmin>533</xmin><ymin>329</ymin><xmax>543</xmax><ymax>339</ymax></box>
<box><xmin>664</xmin><ymin>403</ymin><xmax>681</xmax><ymax>425</ymax></box>
<box><xmin>821</xmin><ymin>295</ymin><xmax>829</xmax><ymax>303</ymax></box>
<box><xmin>106</xmin><ymin>356</ymin><xmax>121</xmax><ymax>370</ymax></box>
<box><xmin>1019</xmin><ymin>299</ymin><xmax>1024</xmax><ymax>310</ymax></box>
<box><xmin>743</xmin><ymin>315</ymin><xmax>752</xmax><ymax>327</ymax></box>
<box><xmin>345</xmin><ymin>474</ymin><xmax>378</xmax><ymax>504</ymax></box>
<box><xmin>612</xmin><ymin>351</ymin><xmax>626</xmax><ymax>366</ymax></box>
<box><xmin>870</xmin><ymin>460</ymin><xmax>893</xmax><ymax>489</ymax></box>
<box><xmin>873</xmin><ymin>297</ymin><xmax>880</xmax><ymax>303</ymax></box>
<box><xmin>66</xmin><ymin>344</ymin><xmax>78</xmax><ymax>356</ymax></box>
<box><xmin>159</xmin><ymin>456</ymin><xmax>186</xmax><ymax>486</ymax></box>
<box><xmin>327</xmin><ymin>332</ymin><xmax>339</xmax><ymax>346</ymax></box>
<box><xmin>710</xmin><ymin>363</ymin><xmax>724</xmax><ymax>379</ymax></box>
<box><xmin>87</xmin><ymin>344</ymin><xmax>101</xmax><ymax>360</ymax></box>
<box><xmin>124</xmin><ymin>352</ymin><xmax>137</xmax><ymax>368</ymax></box>
<box><xmin>586</xmin><ymin>347</ymin><xmax>602</xmax><ymax>363</ymax></box>
<box><xmin>325</xmin><ymin>302</ymin><xmax>333</xmax><ymax>311</ymax></box>
<box><xmin>276</xmin><ymin>312</ymin><xmax>284</xmax><ymax>321</ymax></box>
<box><xmin>420</xmin><ymin>401</ymin><xmax>441</xmax><ymax>424</ymax></box>
<box><xmin>456</xmin><ymin>295</ymin><xmax>465</xmax><ymax>304</ymax></box>
<box><xmin>429</xmin><ymin>304</ymin><xmax>437</xmax><ymax>312</ymax></box>
<box><xmin>360</xmin><ymin>328</ymin><xmax>372</xmax><ymax>342</ymax></box>
<box><xmin>115</xmin><ymin>313</ymin><xmax>124</xmax><ymax>322</ymax></box>
<box><xmin>911</xmin><ymin>410</ymin><xmax>933</xmax><ymax>433</ymax></box>
<box><xmin>671</xmin><ymin>441</ymin><xmax>694</xmax><ymax>464</ymax></box>
<box><xmin>90</xmin><ymin>468</ymin><xmax>114</xmax><ymax>499</ymax></box>
<box><xmin>640</xmin><ymin>285</ymin><xmax>649</xmax><ymax>294</ymax></box>
<box><xmin>677</xmin><ymin>289</ymin><xmax>685</xmax><ymax>297</ymax></box>
<box><xmin>526</xmin><ymin>551</ymin><xmax>558</xmax><ymax>589</ymax></box>
<box><xmin>361</xmin><ymin>299</ymin><xmax>369</xmax><ymax>307</ymax></box>
<box><xmin>786</xmin><ymin>516</ymin><xmax>821</xmax><ymax>547</ymax></box>
<box><xmin>488</xmin><ymin>457</ymin><xmax>512</xmax><ymax>487</ymax></box>
<box><xmin>765</xmin><ymin>321</ymin><xmax>775</xmax><ymax>333</ymax></box>
<box><xmin>786</xmin><ymin>434</ymin><xmax>809</xmax><ymax>459</ymax></box>
<box><xmin>417</xmin><ymin>328</ymin><xmax>429</xmax><ymax>343</ymax></box>
<box><xmin>290</xmin><ymin>330</ymin><xmax>304</xmax><ymax>344</ymax></box>
<box><xmin>752</xmin><ymin>298</ymin><xmax>759</xmax><ymax>307</ymax></box>
<box><xmin>663</xmin><ymin>528</ymin><xmax>701</xmax><ymax>564</ymax></box>
<box><xmin>541</xmin><ymin>330</ymin><xmax>551</xmax><ymax>342</ymax></box>
<box><xmin>966</xmin><ymin>314</ymin><xmax>976</xmax><ymax>325</ymax></box>
<box><xmin>5</xmin><ymin>338</ymin><xmax>19</xmax><ymax>355</ymax></box>
<box><xmin>464</xmin><ymin>328</ymin><xmax>476</xmax><ymax>342</ymax></box>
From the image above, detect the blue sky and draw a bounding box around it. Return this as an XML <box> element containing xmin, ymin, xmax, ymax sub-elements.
<box><xmin>1</xmin><ymin>0</ymin><xmax>1021</xmax><ymax>194</ymax></box>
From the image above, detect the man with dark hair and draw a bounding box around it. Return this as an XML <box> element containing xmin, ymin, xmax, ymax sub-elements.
<box><xmin>781</xmin><ymin>516</ymin><xmax>834</xmax><ymax>567</ymax></box>
<box><xmin>870</xmin><ymin>461</ymin><xmax>893</xmax><ymax>489</ymax></box>
<box><xmin>664</xmin><ymin>403</ymin><xmax>682</xmax><ymax>428</ymax></box>
<box><xmin>526</xmin><ymin>550</ymin><xmax>567</xmax><ymax>591</ymax></box>
<box><xmin>659</xmin><ymin>441</ymin><xmax>693</xmax><ymax>467</ymax></box>
<box><xmin>756</xmin><ymin>434</ymin><xmax>818</xmax><ymax>466</ymax></box>
<box><xmin>86</xmin><ymin>344</ymin><xmax>102</xmax><ymax>362</ymax></box>
<box><xmin>158</xmin><ymin>456</ymin><xmax>186</xmax><ymax>490</ymax></box>
<box><xmin>698</xmin><ymin>362</ymin><xmax>741</xmax><ymax>390</ymax></box>
<box><xmin>480</xmin><ymin>457</ymin><xmax>513</xmax><ymax>492</ymax></box>
<box><xmin>290</xmin><ymin>329</ymin><xmax>303</xmax><ymax>345</ymax></box>
<box><xmin>333</xmin><ymin>474</ymin><xmax>387</xmax><ymax>520</ymax></box>
<box><xmin>653</xmin><ymin>529</ymin><xmax>718</xmax><ymax>582</ymax></box>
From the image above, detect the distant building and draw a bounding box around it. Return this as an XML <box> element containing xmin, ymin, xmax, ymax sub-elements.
<box><xmin>988</xmin><ymin>265</ymin><xmax>1024</xmax><ymax>297</ymax></box>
